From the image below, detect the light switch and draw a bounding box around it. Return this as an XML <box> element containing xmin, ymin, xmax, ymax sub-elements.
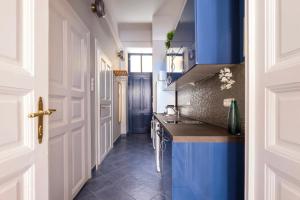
<box><xmin>90</xmin><ymin>78</ymin><xmax>95</xmax><ymax>91</ymax></box>
<box><xmin>223</xmin><ymin>98</ymin><xmax>235</xmax><ymax>107</ymax></box>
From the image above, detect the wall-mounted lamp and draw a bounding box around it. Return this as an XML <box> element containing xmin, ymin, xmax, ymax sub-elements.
<box><xmin>91</xmin><ymin>0</ymin><xmax>106</xmax><ymax>18</ymax></box>
<box><xmin>117</xmin><ymin>50</ymin><xmax>125</xmax><ymax>61</ymax></box>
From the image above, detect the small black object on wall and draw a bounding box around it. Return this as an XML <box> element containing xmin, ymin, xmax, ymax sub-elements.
<box><xmin>91</xmin><ymin>0</ymin><xmax>105</xmax><ymax>18</ymax></box>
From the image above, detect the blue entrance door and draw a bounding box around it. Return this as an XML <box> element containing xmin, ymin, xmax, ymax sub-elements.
<box><xmin>128</xmin><ymin>73</ymin><xmax>153</xmax><ymax>134</ymax></box>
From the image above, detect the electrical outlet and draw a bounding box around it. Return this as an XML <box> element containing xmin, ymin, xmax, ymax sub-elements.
<box><xmin>223</xmin><ymin>98</ymin><xmax>235</xmax><ymax>107</ymax></box>
<box><xmin>186</xmin><ymin>100</ymin><xmax>191</xmax><ymax>106</ymax></box>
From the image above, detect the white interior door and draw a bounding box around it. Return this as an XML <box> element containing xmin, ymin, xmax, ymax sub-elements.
<box><xmin>248</xmin><ymin>0</ymin><xmax>300</xmax><ymax>199</ymax></box>
<box><xmin>0</xmin><ymin>1</ymin><xmax>49</xmax><ymax>200</ymax></box>
<box><xmin>49</xmin><ymin>0</ymin><xmax>91</xmax><ymax>199</ymax></box>
<box><xmin>95</xmin><ymin>41</ymin><xmax>113</xmax><ymax>166</ymax></box>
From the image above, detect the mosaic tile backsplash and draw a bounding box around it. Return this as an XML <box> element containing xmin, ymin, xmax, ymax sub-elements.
<box><xmin>177</xmin><ymin>64</ymin><xmax>245</xmax><ymax>133</ymax></box>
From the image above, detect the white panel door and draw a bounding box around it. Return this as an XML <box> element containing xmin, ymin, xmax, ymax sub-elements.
<box><xmin>248</xmin><ymin>0</ymin><xmax>300</xmax><ymax>199</ymax></box>
<box><xmin>49</xmin><ymin>0</ymin><xmax>90</xmax><ymax>199</ymax></box>
<box><xmin>95</xmin><ymin>40</ymin><xmax>113</xmax><ymax>166</ymax></box>
<box><xmin>0</xmin><ymin>0</ymin><xmax>49</xmax><ymax>200</ymax></box>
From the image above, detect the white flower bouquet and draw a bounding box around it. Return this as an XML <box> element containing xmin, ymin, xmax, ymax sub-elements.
<box><xmin>219</xmin><ymin>67</ymin><xmax>236</xmax><ymax>90</ymax></box>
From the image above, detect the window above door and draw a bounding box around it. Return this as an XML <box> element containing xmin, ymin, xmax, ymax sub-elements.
<box><xmin>129</xmin><ymin>53</ymin><xmax>152</xmax><ymax>73</ymax></box>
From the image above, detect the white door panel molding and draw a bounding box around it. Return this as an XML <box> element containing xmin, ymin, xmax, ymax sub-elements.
<box><xmin>95</xmin><ymin>40</ymin><xmax>113</xmax><ymax>167</ymax></box>
<box><xmin>0</xmin><ymin>0</ymin><xmax>49</xmax><ymax>199</ymax></box>
<box><xmin>49</xmin><ymin>0</ymin><xmax>91</xmax><ymax>199</ymax></box>
<box><xmin>247</xmin><ymin>0</ymin><xmax>300</xmax><ymax>199</ymax></box>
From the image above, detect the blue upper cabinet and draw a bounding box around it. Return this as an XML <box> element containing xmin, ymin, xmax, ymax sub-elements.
<box><xmin>172</xmin><ymin>0</ymin><xmax>244</xmax><ymax>69</ymax></box>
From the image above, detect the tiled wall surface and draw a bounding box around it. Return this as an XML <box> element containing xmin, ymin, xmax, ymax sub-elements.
<box><xmin>178</xmin><ymin>65</ymin><xmax>245</xmax><ymax>133</ymax></box>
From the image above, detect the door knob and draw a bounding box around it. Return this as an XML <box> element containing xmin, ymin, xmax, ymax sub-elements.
<box><xmin>28</xmin><ymin>97</ymin><xmax>56</xmax><ymax>144</ymax></box>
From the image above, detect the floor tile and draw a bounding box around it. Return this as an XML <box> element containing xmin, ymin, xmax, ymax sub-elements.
<box><xmin>74</xmin><ymin>134</ymin><xmax>171</xmax><ymax>200</ymax></box>
<box><xmin>151</xmin><ymin>194</ymin><xmax>170</xmax><ymax>200</ymax></box>
<box><xmin>95</xmin><ymin>185</ymin><xmax>135</xmax><ymax>200</ymax></box>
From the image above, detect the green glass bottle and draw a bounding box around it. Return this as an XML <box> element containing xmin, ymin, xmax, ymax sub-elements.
<box><xmin>228</xmin><ymin>99</ymin><xmax>241</xmax><ymax>135</ymax></box>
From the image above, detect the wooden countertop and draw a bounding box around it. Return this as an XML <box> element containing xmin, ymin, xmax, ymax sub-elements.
<box><xmin>154</xmin><ymin>113</ymin><xmax>244</xmax><ymax>143</ymax></box>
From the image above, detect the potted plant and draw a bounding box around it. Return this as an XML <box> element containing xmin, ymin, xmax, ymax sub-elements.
<box><xmin>165</xmin><ymin>31</ymin><xmax>175</xmax><ymax>50</ymax></box>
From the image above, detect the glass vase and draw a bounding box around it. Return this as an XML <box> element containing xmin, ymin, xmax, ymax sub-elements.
<box><xmin>228</xmin><ymin>99</ymin><xmax>241</xmax><ymax>135</ymax></box>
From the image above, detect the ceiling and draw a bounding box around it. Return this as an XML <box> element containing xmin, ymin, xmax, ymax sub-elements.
<box><xmin>104</xmin><ymin>0</ymin><xmax>165</xmax><ymax>23</ymax></box>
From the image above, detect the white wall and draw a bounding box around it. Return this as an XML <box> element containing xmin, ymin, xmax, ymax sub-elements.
<box><xmin>152</xmin><ymin>0</ymin><xmax>186</xmax><ymax>111</ymax></box>
<box><xmin>119</xmin><ymin>23</ymin><xmax>152</xmax><ymax>48</ymax></box>
<box><xmin>67</xmin><ymin>0</ymin><xmax>120</xmax><ymax>66</ymax></box>
<box><xmin>67</xmin><ymin>0</ymin><xmax>120</xmax><ymax>168</ymax></box>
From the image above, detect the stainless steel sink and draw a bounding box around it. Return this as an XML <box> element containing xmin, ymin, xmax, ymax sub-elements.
<box><xmin>162</xmin><ymin>113</ymin><xmax>178</xmax><ymax>117</ymax></box>
<box><xmin>163</xmin><ymin>119</ymin><xmax>203</xmax><ymax>125</ymax></box>
<box><xmin>163</xmin><ymin>120</ymin><xmax>180</xmax><ymax>124</ymax></box>
<box><xmin>180</xmin><ymin>120</ymin><xmax>204</xmax><ymax>125</ymax></box>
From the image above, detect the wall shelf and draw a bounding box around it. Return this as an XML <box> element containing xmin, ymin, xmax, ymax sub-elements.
<box><xmin>168</xmin><ymin>63</ymin><xmax>239</xmax><ymax>90</ymax></box>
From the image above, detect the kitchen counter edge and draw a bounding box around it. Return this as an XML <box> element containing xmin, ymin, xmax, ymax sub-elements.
<box><xmin>154</xmin><ymin>113</ymin><xmax>244</xmax><ymax>143</ymax></box>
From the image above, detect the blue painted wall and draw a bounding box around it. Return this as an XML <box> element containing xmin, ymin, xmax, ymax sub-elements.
<box><xmin>172</xmin><ymin>142</ymin><xmax>244</xmax><ymax>200</ymax></box>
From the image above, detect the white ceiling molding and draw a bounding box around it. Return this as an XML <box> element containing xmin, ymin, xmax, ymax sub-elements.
<box><xmin>100</xmin><ymin>0</ymin><xmax>123</xmax><ymax>49</ymax></box>
<box><xmin>103</xmin><ymin>13</ymin><xmax>123</xmax><ymax>49</ymax></box>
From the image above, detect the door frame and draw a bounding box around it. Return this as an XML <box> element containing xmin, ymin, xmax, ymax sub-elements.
<box><xmin>246</xmin><ymin>0</ymin><xmax>257</xmax><ymax>199</ymax></box>
<box><xmin>94</xmin><ymin>39</ymin><xmax>114</xmax><ymax>168</ymax></box>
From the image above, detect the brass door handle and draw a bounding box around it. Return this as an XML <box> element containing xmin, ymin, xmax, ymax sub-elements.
<box><xmin>28</xmin><ymin>109</ymin><xmax>56</xmax><ymax>118</ymax></box>
<box><xmin>28</xmin><ymin>97</ymin><xmax>56</xmax><ymax>144</ymax></box>
<box><xmin>46</xmin><ymin>109</ymin><xmax>57</xmax><ymax>116</ymax></box>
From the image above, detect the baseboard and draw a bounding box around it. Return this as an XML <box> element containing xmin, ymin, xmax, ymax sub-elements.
<box><xmin>113</xmin><ymin>135</ymin><xmax>122</xmax><ymax>145</ymax></box>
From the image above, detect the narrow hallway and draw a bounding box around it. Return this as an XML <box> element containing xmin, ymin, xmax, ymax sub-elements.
<box><xmin>75</xmin><ymin>134</ymin><xmax>170</xmax><ymax>200</ymax></box>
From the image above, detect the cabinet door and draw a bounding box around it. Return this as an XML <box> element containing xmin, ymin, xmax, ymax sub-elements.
<box><xmin>172</xmin><ymin>142</ymin><xmax>244</xmax><ymax>200</ymax></box>
<box><xmin>195</xmin><ymin>0</ymin><xmax>244</xmax><ymax>64</ymax></box>
<box><xmin>171</xmin><ymin>0</ymin><xmax>196</xmax><ymax>71</ymax></box>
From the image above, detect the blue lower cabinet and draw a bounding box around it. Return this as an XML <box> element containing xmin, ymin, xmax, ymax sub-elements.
<box><xmin>172</xmin><ymin>142</ymin><xmax>244</xmax><ymax>200</ymax></box>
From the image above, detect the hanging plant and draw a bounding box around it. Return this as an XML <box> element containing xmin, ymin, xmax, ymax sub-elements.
<box><xmin>165</xmin><ymin>41</ymin><xmax>171</xmax><ymax>49</ymax></box>
<box><xmin>165</xmin><ymin>31</ymin><xmax>175</xmax><ymax>50</ymax></box>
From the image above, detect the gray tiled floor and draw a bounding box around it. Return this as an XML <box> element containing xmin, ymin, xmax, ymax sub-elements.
<box><xmin>74</xmin><ymin>134</ymin><xmax>170</xmax><ymax>200</ymax></box>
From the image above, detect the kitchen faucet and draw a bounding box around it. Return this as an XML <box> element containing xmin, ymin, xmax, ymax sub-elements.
<box><xmin>165</xmin><ymin>105</ymin><xmax>180</xmax><ymax>117</ymax></box>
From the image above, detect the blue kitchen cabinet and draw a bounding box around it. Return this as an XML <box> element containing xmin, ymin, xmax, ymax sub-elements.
<box><xmin>172</xmin><ymin>142</ymin><xmax>244</xmax><ymax>200</ymax></box>
<box><xmin>196</xmin><ymin>0</ymin><xmax>244</xmax><ymax>64</ymax></box>
<box><xmin>171</xmin><ymin>0</ymin><xmax>244</xmax><ymax>69</ymax></box>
